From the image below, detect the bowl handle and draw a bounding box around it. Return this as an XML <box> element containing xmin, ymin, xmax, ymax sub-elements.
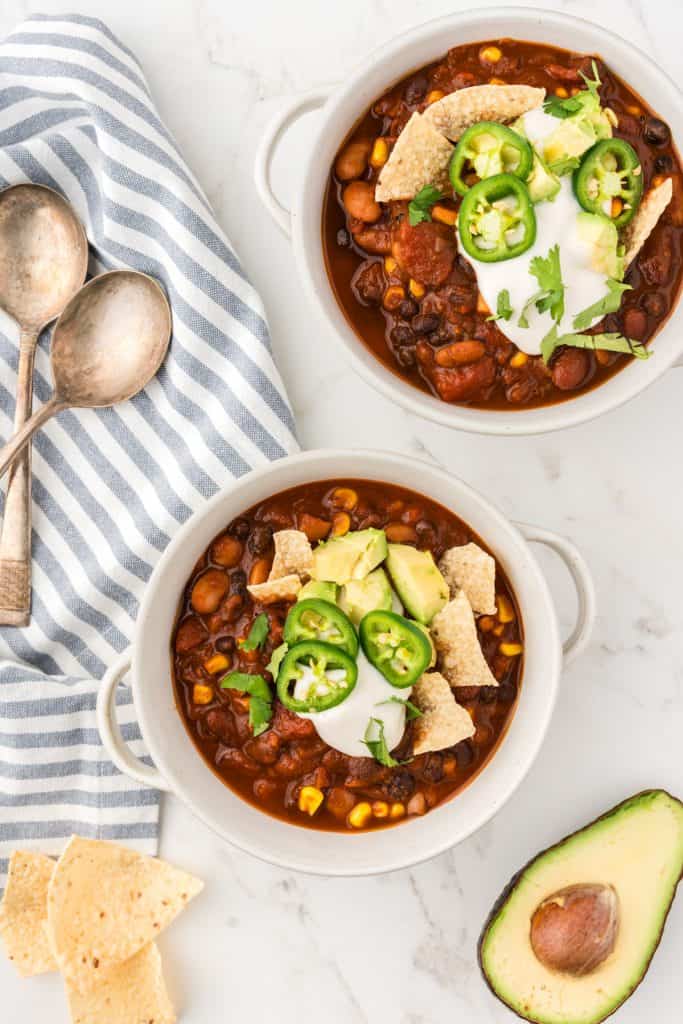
<box><xmin>254</xmin><ymin>89</ymin><xmax>331</xmax><ymax>238</ymax></box>
<box><xmin>96</xmin><ymin>650</ymin><xmax>171</xmax><ymax>791</ymax></box>
<box><xmin>516</xmin><ymin>523</ymin><xmax>596</xmax><ymax>667</ymax></box>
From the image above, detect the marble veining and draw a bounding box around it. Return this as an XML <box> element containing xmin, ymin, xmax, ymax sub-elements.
<box><xmin>1</xmin><ymin>1</ymin><xmax>682</xmax><ymax>1020</ymax></box>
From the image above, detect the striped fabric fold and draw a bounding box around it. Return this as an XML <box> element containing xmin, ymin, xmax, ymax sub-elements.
<box><xmin>0</xmin><ymin>14</ymin><xmax>298</xmax><ymax>889</ymax></box>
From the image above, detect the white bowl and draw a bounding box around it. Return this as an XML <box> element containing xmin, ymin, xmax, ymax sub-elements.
<box><xmin>255</xmin><ymin>7</ymin><xmax>683</xmax><ymax>435</ymax></box>
<box><xmin>98</xmin><ymin>450</ymin><xmax>595</xmax><ymax>875</ymax></box>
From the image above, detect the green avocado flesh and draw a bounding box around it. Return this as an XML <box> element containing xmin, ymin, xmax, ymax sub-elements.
<box><xmin>338</xmin><ymin>568</ymin><xmax>392</xmax><ymax>626</ymax></box>
<box><xmin>480</xmin><ymin>790</ymin><xmax>683</xmax><ymax>1024</ymax></box>
<box><xmin>385</xmin><ymin>543</ymin><xmax>448</xmax><ymax>624</ymax></box>
<box><xmin>310</xmin><ymin>529</ymin><xmax>387</xmax><ymax>585</ymax></box>
<box><xmin>297</xmin><ymin>580</ymin><xmax>338</xmax><ymax>604</ymax></box>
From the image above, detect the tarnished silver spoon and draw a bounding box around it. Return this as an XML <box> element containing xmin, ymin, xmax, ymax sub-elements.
<box><xmin>0</xmin><ymin>183</ymin><xmax>88</xmax><ymax>625</ymax></box>
<box><xmin>0</xmin><ymin>269</ymin><xmax>172</xmax><ymax>488</ymax></box>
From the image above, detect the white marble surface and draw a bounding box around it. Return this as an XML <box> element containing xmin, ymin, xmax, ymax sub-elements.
<box><xmin>2</xmin><ymin>0</ymin><xmax>683</xmax><ymax>1020</ymax></box>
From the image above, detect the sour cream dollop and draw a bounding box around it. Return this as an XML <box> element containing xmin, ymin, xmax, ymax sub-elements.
<box><xmin>462</xmin><ymin>108</ymin><xmax>609</xmax><ymax>356</ymax></box>
<box><xmin>295</xmin><ymin>649</ymin><xmax>408</xmax><ymax>758</ymax></box>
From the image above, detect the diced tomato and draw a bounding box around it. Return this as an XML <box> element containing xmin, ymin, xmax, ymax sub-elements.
<box><xmin>392</xmin><ymin>218</ymin><xmax>456</xmax><ymax>287</ymax></box>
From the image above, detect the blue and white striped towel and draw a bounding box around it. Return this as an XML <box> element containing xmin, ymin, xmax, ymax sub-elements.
<box><xmin>0</xmin><ymin>14</ymin><xmax>298</xmax><ymax>890</ymax></box>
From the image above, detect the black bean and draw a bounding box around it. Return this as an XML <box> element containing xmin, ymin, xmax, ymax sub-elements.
<box><xmin>396</xmin><ymin>347</ymin><xmax>416</xmax><ymax>368</ymax></box>
<box><xmin>229</xmin><ymin>568</ymin><xmax>247</xmax><ymax>595</ymax></box>
<box><xmin>644</xmin><ymin>117</ymin><xmax>670</xmax><ymax>146</ymax></box>
<box><xmin>420</xmin><ymin>753</ymin><xmax>444</xmax><ymax>783</ymax></box>
<box><xmin>412</xmin><ymin>313</ymin><xmax>441</xmax><ymax>335</ymax></box>
<box><xmin>655</xmin><ymin>154</ymin><xmax>673</xmax><ymax>175</ymax></box>
<box><xmin>454</xmin><ymin>739</ymin><xmax>474</xmax><ymax>767</ymax></box>
<box><xmin>248</xmin><ymin>523</ymin><xmax>273</xmax><ymax>556</ymax></box>
<box><xmin>228</xmin><ymin>517</ymin><xmax>250</xmax><ymax>540</ymax></box>
<box><xmin>386</xmin><ymin>769</ymin><xmax>416</xmax><ymax>801</ymax></box>
<box><xmin>216</xmin><ymin>635</ymin><xmax>236</xmax><ymax>654</ymax></box>
<box><xmin>390</xmin><ymin>324</ymin><xmax>415</xmax><ymax>346</ymax></box>
<box><xmin>478</xmin><ymin>686</ymin><xmax>498</xmax><ymax>705</ymax></box>
<box><xmin>336</xmin><ymin>227</ymin><xmax>350</xmax><ymax>247</ymax></box>
<box><xmin>398</xmin><ymin>298</ymin><xmax>419</xmax><ymax>319</ymax></box>
<box><xmin>404</xmin><ymin>73</ymin><xmax>429</xmax><ymax>106</ymax></box>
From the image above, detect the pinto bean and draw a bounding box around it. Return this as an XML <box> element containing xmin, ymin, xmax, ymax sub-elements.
<box><xmin>351</xmin><ymin>224</ymin><xmax>391</xmax><ymax>254</ymax></box>
<box><xmin>335</xmin><ymin>140</ymin><xmax>371</xmax><ymax>181</ymax></box>
<box><xmin>551</xmin><ymin>348</ymin><xmax>590</xmax><ymax>391</ymax></box>
<box><xmin>298</xmin><ymin>512</ymin><xmax>332</xmax><ymax>542</ymax></box>
<box><xmin>434</xmin><ymin>340</ymin><xmax>486</xmax><ymax>367</ymax></box>
<box><xmin>343</xmin><ymin>181</ymin><xmax>381</xmax><ymax>223</ymax></box>
<box><xmin>211</xmin><ymin>534</ymin><xmax>243</xmax><ymax>568</ymax></box>
<box><xmin>326</xmin><ymin>787</ymin><xmax>357</xmax><ymax>820</ymax></box>
<box><xmin>545</xmin><ymin>63</ymin><xmax>582</xmax><ymax>82</ymax></box>
<box><xmin>385</xmin><ymin>522</ymin><xmax>418</xmax><ymax>544</ymax></box>
<box><xmin>191</xmin><ymin>569</ymin><xmax>230</xmax><ymax>614</ymax></box>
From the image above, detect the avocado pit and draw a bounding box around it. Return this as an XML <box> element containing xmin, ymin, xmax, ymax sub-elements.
<box><xmin>529</xmin><ymin>883</ymin><xmax>619</xmax><ymax>976</ymax></box>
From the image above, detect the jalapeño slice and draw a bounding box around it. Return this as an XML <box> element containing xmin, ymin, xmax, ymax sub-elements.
<box><xmin>283</xmin><ymin>598</ymin><xmax>358</xmax><ymax>658</ymax></box>
<box><xmin>458</xmin><ymin>174</ymin><xmax>536</xmax><ymax>263</ymax></box>
<box><xmin>359</xmin><ymin>610</ymin><xmax>432</xmax><ymax>689</ymax></box>
<box><xmin>276</xmin><ymin>640</ymin><xmax>358</xmax><ymax>713</ymax></box>
<box><xmin>449</xmin><ymin>122</ymin><xmax>533</xmax><ymax>196</ymax></box>
<box><xmin>573</xmin><ymin>139</ymin><xmax>643</xmax><ymax>228</ymax></box>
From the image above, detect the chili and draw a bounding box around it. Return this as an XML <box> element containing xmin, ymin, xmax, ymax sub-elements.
<box><xmin>573</xmin><ymin>138</ymin><xmax>643</xmax><ymax>227</ymax></box>
<box><xmin>276</xmin><ymin>640</ymin><xmax>358</xmax><ymax>713</ymax></box>
<box><xmin>458</xmin><ymin>174</ymin><xmax>536</xmax><ymax>262</ymax></box>
<box><xmin>450</xmin><ymin>122</ymin><xmax>533</xmax><ymax>196</ymax></box>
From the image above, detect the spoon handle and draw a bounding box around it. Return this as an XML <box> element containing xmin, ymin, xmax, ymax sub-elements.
<box><xmin>0</xmin><ymin>397</ymin><xmax>65</xmax><ymax>481</ymax></box>
<box><xmin>0</xmin><ymin>328</ymin><xmax>39</xmax><ymax>626</ymax></box>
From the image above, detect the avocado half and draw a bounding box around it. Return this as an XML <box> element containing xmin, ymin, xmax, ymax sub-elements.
<box><xmin>479</xmin><ymin>790</ymin><xmax>683</xmax><ymax>1024</ymax></box>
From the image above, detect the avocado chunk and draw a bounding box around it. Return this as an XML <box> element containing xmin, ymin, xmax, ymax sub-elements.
<box><xmin>385</xmin><ymin>543</ymin><xmax>449</xmax><ymax>624</ymax></box>
<box><xmin>479</xmin><ymin>790</ymin><xmax>683</xmax><ymax>1024</ymax></box>
<box><xmin>339</xmin><ymin>568</ymin><xmax>392</xmax><ymax>626</ymax></box>
<box><xmin>310</xmin><ymin>529</ymin><xmax>387</xmax><ymax>585</ymax></box>
<box><xmin>297</xmin><ymin>580</ymin><xmax>339</xmax><ymax>604</ymax></box>
<box><xmin>577</xmin><ymin>212</ymin><xmax>623</xmax><ymax>279</ymax></box>
<box><xmin>527</xmin><ymin>151</ymin><xmax>561</xmax><ymax>203</ymax></box>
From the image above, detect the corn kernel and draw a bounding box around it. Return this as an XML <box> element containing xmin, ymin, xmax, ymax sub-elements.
<box><xmin>488</xmin><ymin>77</ymin><xmax>506</xmax><ymax>86</ymax></box>
<box><xmin>409</xmin><ymin>278</ymin><xmax>426</xmax><ymax>299</ymax></box>
<box><xmin>372</xmin><ymin>801</ymin><xmax>389</xmax><ymax>819</ymax></box>
<box><xmin>330</xmin><ymin>486</ymin><xmax>358</xmax><ymax>510</ymax></box>
<box><xmin>431</xmin><ymin>204</ymin><xmax>457</xmax><ymax>227</ymax></box>
<box><xmin>384</xmin><ymin>255</ymin><xmax>398</xmax><ymax>274</ymax></box>
<box><xmin>497</xmin><ymin>594</ymin><xmax>515</xmax><ymax>623</ymax></box>
<box><xmin>389</xmin><ymin>802</ymin><xmax>405</xmax><ymax>820</ymax></box>
<box><xmin>611</xmin><ymin>196</ymin><xmax>623</xmax><ymax>219</ymax></box>
<box><xmin>476</xmin><ymin>292</ymin><xmax>491</xmax><ymax>315</ymax></box>
<box><xmin>204</xmin><ymin>653</ymin><xmax>229</xmax><ymax>674</ymax></box>
<box><xmin>369</xmin><ymin>137</ymin><xmax>389</xmax><ymax>168</ymax></box>
<box><xmin>570</xmin><ymin>87</ymin><xmax>581</xmax><ymax>96</ymax></box>
<box><xmin>509</xmin><ymin>352</ymin><xmax>528</xmax><ymax>368</ymax></box>
<box><xmin>383</xmin><ymin>284</ymin><xmax>405</xmax><ymax>311</ymax></box>
<box><xmin>555</xmin><ymin>86</ymin><xmax>569</xmax><ymax>98</ymax></box>
<box><xmin>500</xmin><ymin>642</ymin><xmax>523</xmax><ymax>657</ymax></box>
<box><xmin>298</xmin><ymin>786</ymin><xmax>324</xmax><ymax>816</ymax></box>
<box><xmin>426</xmin><ymin>89</ymin><xmax>445</xmax><ymax>105</ymax></box>
<box><xmin>480</xmin><ymin>45</ymin><xmax>502</xmax><ymax>63</ymax></box>
<box><xmin>192</xmin><ymin>683</ymin><xmax>213</xmax><ymax>705</ymax></box>
<box><xmin>347</xmin><ymin>802</ymin><xmax>373</xmax><ymax>828</ymax></box>
<box><xmin>331</xmin><ymin>511</ymin><xmax>351</xmax><ymax>537</ymax></box>
<box><xmin>478</xmin><ymin>615</ymin><xmax>496</xmax><ymax>633</ymax></box>
<box><xmin>493</xmin><ymin>624</ymin><xmax>505</xmax><ymax>637</ymax></box>
<box><xmin>627</xmin><ymin>104</ymin><xmax>641</xmax><ymax>116</ymax></box>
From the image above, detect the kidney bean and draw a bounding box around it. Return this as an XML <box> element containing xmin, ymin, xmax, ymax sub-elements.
<box><xmin>248</xmin><ymin>523</ymin><xmax>273</xmax><ymax>556</ymax></box>
<box><xmin>175</xmin><ymin>617</ymin><xmax>207</xmax><ymax>653</ymax></box>
<box><xmin>622</xmin><ymin>307</ymin><xmax>647</xmax><ymax>340</ymax></box>
<box><xmin>412</xmin><ymin>312</ymin><xmax>441</xmax><ymax>335</ymax></box>
<box><xmin>212</xmin><ymin>534</ymin><xmax>243</xmax><ymax>568</ymax></box>
<box><xmin>253</xmin><ymin>778</ymin><xmax>278</xmax><ymax>803</ymax></box>
<box><xmin>272</xmin><ymin>703</ymin><xmax>316</xmax><ymax>739</ymax></box>
<box><xmin>429</xmin><ymin>356</ymin><xmax>497</xmax><ymax>402</ymax></box>
<box><xmin>245</xmin><ymin>731</ymin><xmax>281</xmax><ymax>766</ymax></box>
<box><xmin>435</xmin><ymin>340</ymin><xmax>486</xmax><ymax>367</ymax></box>
<box><xmin>205</xmin><ymin>708</ymin><xmax>236</xmax><ymax>745</ymax></box>
<box><xmin>228</xmin><ymin>517</ymin><xmax>250</xmax><ymax>540</ymax></box>
<box><xmin>191</xmin><ymin>569</ymin><xmax>230</xmax><ymax>615</ymax></box>
<box><xmin>644</xmin><ymin>117</ymin><xmax>670</xmax><ymax>146</ymax></box>
<box><xmin>217</xmin><ymin>747</ymin><xmax>260</xmax><ymax>774</ymax></box>
<box><xmin>343</xmin><ymin>181</ymin><xmax>381</xmax><ymax>223</ymax></box>
<box><xmin>335</xmin><ymin>140</ymin><xmax>371</xmax><ymax>181</ymax></box>
<box><xmin>550</xmin><ymin>348</ymin><xmax>590</xmax><ymax>391</ymax></box>
<box><xmin>215</xmin><ymin>635</ymin><xmax>236</xmax><ymax>655</ymax></box>
<box><xmin>352</xmin><ymin>261</ymin><xmax>385</xmax><ymax>306</ymax></box>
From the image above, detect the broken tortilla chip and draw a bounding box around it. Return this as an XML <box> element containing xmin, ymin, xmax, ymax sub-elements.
<box><xmin>47</xmin><ymin>836</ymin><xmax>203</xmax><ymax>995</ymax></box>
<box><xmin>424</xmin><ymin>84</ymin><xmax>545</xmax><ymax>141</ymax></box>
<box><xmin>439</xmin><ymin>542</ymin><xmax>497</xmax><ymax>615</ymax></box>
<box><xmin>0</xmin><ymin>850</ymin><xmax>56</xmax><ymax>977</ymax></box>
<box><xmin>623</xmin><ymin>177</ymin><xmax>673</xmax><ymax>268</ymax></box>
<box><xmin>375</xmin><ymin>112</ymin><xmax>454</xmax><ymax>201</ymax></box>
<box><xmin>269</xmin><ymin>529</ymin><xmax>313</xmax><ymax>581</ymax></box>
<box><xmin>412</xmin><ymin>671</ymin><xmax>475</xmax><ymax>755</ymax></box>
<box><xmin>431</xmin><ymin>590</ymin><xmax>498</xmax><ymax>688</ymax></box>
<box><xmin>66</xmin><ymin>942</ymin><xmax>175</xmax><ymax>1024</ymax></box>
<box><xmin>248</xmin><ymin>573</ymin><xmax>302</xmax><ymax>604</ymax></box>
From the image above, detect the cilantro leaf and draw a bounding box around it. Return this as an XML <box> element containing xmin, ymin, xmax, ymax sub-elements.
<box><xmin>487</xmin><ymin>289</ymin><xmax>513</xmax><ymax>323</ymax></box>
<box><xmin>572</xmin><ymin>280</ymin><xmax>632</xmax><ymax>331</ymax></box>
<box><xmin>363</xmin><ymin>717</ymin><xmax>408</xmax><ymax>767</ymax></box>
<box><xmin>266</xmin><ymin>641</ymin><xmax>288</xmax><ymax>679</ymax></box>
<box><xmin>378</xmin><ymin>695</ymin><xmax>424</xmax><ymax>720</ymax></box>
<box><xmin>408</xmin><ymin>184</ymin><xmax>443</xmax><ymax>226</ymax></box>
<box><xmin>518</xmin><ymin>245</ymin><xmax>565</xmax><ymax>327</ymax></box>
<box><xmin>239</xmin><ymin>612</ymin><xmax>269</xmax><ymax>652</ymax></box>
<box><xmin>540</xmin><ymin>325</ymin><xmax>650</xmax><ymax>365</ymax></box>
<box><xmin>220</xmin><ymin>672</ymin><xmax>273</xmax><ymax>736</ymax></box>
<box><xmin>543</xmin><ymin>60</ymin><xmax>602</xmax><ymax>120</ymax></box>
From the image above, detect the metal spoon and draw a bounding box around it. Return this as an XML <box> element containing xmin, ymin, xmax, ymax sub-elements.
<box><xmin>0</xmin><ymin>269</ymin><xmax>172</xmax><ymax>490</ymax></box>
<box><xmin>0</xmin><ymin>183</ymin><xmax>88</xmax><ymax>625</ymax></box>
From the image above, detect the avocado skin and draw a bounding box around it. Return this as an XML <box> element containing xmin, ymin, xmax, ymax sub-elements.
<box><xmin>478</xmin><ymin>789</ymin><xmax>683</xmax><ymax>1024</ymax></box>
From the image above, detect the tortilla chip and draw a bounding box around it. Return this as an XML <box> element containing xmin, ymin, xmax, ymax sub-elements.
<box><xmin>375</xmin><ymin>112</ymin><xmax>454</xmax><ymax>201</ymax></box>
<box><xmin>248</xmin><ymin>573</ymin><xmax>302</xmax><ymax>604</ymax></box>
<box><xmin>0</xmin><ymin>850</ymin><xmax>57</xmax><ymax>977</ymax></box>
<box><xmin>47</xmin><ymin>836</ymin><xmax>203</xmax><ymax>994</ymax></box>
<box><xmin>269</xmin><ymin>529</ymin><xmax>313</xmax><ymax>581</ymax></box>
<box><xmin>624</xmin><ymin>177</ymin><xmax>673</xmax><ymax>268</ymax></box>
<box><xmin>66</xmin><ymin>942</ymin><xmax>175</xmax><ymax>1024</ymax></box>
<box><xmin>439</xmin><ymin>542</ymin><xmax>497</xmax><ymax>615</ymax></box>
<box><xmin>412</xmin><ymin>671</ymin><xmax>475</xmax><ymax>755</ymax></box>
<box><xmin>431</xmin><ymin>590</ymin><xmax>498</xmax><ymax>688</ymax></box>
<box><xmin>424</xmin><ymin>84</ymin><xmax>545</xmax><ymax>141</ymax></box>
